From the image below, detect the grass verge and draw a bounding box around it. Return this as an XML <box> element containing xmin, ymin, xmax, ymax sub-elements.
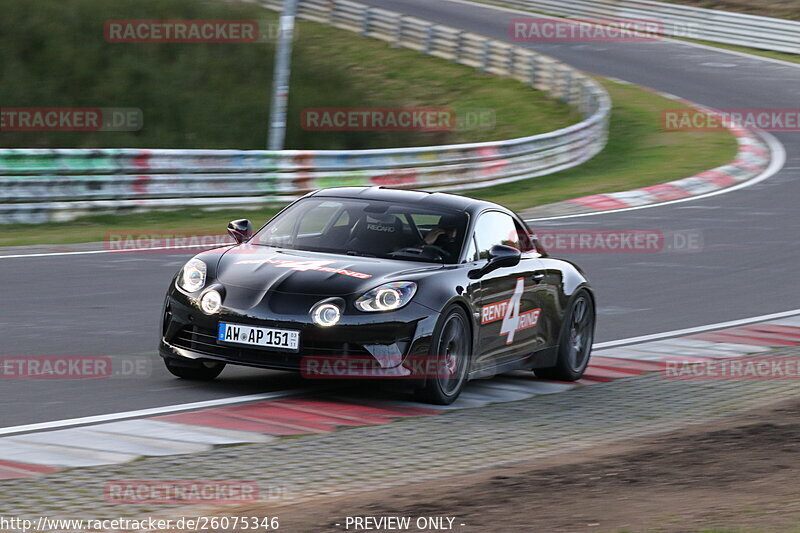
<box><xmin>468</xmin><ymin>78</ymin><xmax>738</xmax><ymax>211</ymax></box>
<box><xmin>0</xmin><ymin>78</ymin><xmax>739</xmax><ymax>247</ymax></box>
<box><xmin>0</xmin><ymin>0</ymin><xmax>579</xmax><ymax>150</ymax></box>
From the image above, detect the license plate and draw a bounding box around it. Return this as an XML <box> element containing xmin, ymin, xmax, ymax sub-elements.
<box><xmin>217</xmin><ymin>322</ymin><xmax>299</xmax><ymax>351</ymax></box>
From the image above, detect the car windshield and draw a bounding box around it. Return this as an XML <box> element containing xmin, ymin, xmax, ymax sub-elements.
<box><xmin>252</xmin><ymin>197</ymin><xmax>469</xmax><ymax>264</ymax></box>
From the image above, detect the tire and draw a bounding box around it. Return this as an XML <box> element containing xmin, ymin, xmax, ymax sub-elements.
<box><xmin>535</xmin><ymin>290</ymin><xmax>595</xmax><ymax>381</ymax></box>
<box><xmin>416</xmin><ymin>306</ymin><xmax>472</xmax><ymax>405</ymax></box>
<box><xmin>164</xmin><ymin>358</ymin><xmax>225</xmax><ymax>381</ymax></box>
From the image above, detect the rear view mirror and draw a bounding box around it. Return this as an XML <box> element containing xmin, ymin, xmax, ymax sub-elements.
<box><xmin>488</xmin><ymin>244</ymin><xmax>521</xmax><ymax>269</ymax></box>
<box><xmin>227</xmin><ymin>219</ymin><xmax>253</xmax><ymax>244</ymax></box>
<box><xmin>469</xmin><ymin>244</ymin><xmax>521</xmax><ymax>278</ymax></box>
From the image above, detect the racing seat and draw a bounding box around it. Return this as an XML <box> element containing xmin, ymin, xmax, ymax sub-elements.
<box><xmin>345</xmin><ymin>213</ymin><xmax>405</xmax><ymax>256</ymax></box>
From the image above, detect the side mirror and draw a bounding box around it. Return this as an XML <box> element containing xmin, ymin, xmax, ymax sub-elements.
<box><xmin>469</xmin><ymin>244</ymin><xmax>521</xmax><ymax>279</ymax></box>
<box><xmin>227</xmin><ymin>219</ymin><xmax>253</xmax><ymax>244</ymax></box>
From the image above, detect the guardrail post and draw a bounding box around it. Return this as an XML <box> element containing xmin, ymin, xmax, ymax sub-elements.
<box><xmin>330</xmin><ymin>0</ymin><xmax>338</xmax><ymax>23</ymax></box>
<box><xmin>393</xmin><ymin>16</ymin><xmax>405</xmax><ymax>48</ymax></box>
<box><xmin>481</xmin><ymin>39</ymin><xmax>491</xmax><ymax>73</ymax></box>
<box><xmin>529</xmin><ymin>55</ymin><xmax>537</xmax><ymax>88</ymax></box>
<box><xmin>562</xmin><ymin>68</ymin><xmax>573</xmax><ymax>104</ymax></box>
<box><xmin>424</xmin><ymin>24</ymin><xmax>435</xmax><ymax>54</ymax></box>
<box><xmin>507</xmin><ymin>47</ymin><xmax>515</xmax><ymax>76</ymax></box>
<box><xmin>454</xmin><ymin>31</ymin><xmax>464</xmax><ymax>62</ymax></box>
<box><xmin>361</xmin><ymin>7</ymin><xmax>371</xmax><ymax>36</ymax></box>
<box><xmin>321</xmin><ymin>0</ymin><xmax>333</xmax><ymax>22</ymax></box>
<box><xmin>579</xmin><ymin>83</ymin><xmax>589</xmax><ymax>118</ymax></box>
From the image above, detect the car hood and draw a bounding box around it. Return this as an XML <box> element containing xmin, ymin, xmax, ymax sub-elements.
<box><xmin>215</xmin><ymin>247</ymin><xmax>442</xmax><ymax>295</ymax></box>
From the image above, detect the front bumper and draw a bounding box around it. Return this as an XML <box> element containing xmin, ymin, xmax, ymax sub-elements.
<box><xmin>159</xmin><ymin>287</ymin><xmax>440</xmax><ymax>374</ymax></box>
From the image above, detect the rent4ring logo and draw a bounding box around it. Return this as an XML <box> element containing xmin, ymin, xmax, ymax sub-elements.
<box><xmin>0</xmin><ymin>108</ymin><xmax>142</xmax><ymax>132</ymax></box>
<box><xmin>481</xmin><ymin>278</ymin><xmax>541</xmax><ymax>345</ymax></box>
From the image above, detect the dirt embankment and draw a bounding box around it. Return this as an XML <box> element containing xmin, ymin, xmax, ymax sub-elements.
<box><xmin>229</xmin><ymin>398</ymin><xmax>800</xmax><ymax>532</ymax></box>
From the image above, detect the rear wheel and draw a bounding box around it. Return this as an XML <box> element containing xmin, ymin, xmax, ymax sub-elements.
<box><xmin>416</xmin><ymin>306</ymin><xmax>471</xmax><ymax>405</ymax></box>
<box><xmin>164</xmin><ymin>358</ymin><xmax>225</xmax><ymax>381</ymax></box>
<box><xmin>535</xmin><ymin>290</ymin><xmax>594</xmax><ymax>381</ymax></box>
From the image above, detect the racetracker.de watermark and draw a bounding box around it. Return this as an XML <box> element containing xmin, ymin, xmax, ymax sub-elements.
<box><xmin>104</xmin><ymin>20</ymin><xmax>285</xmax><ymax>43</ymax></box>
<box><xmin>509</xmin><ymin>17</ymin><xmax>687</xmax><ymax>42</ymax></box>
<box><xmin>103</xmin><ymin>481</ymin><xmax>269</xmax><ymax>504</ymax></box>
<box><xmin>663</xmin><ymin>357</ymin><xmax>800</xmax><ymax>380</ymax></box>
<box><xmin>530</xmin><ymin>229</ymin><xmax>703</xmax><ymax>253</ymax></box>
<box><xmin>300</xmin><ymin>108</ymin><xmax>495</xmax><ymax>132</ymax></box>
<box><xmin>662</xmin><ymin>108</ymin><xmax>800</xmax><ymax>132</ymax></box>
<box><xmin>0</xmin><ymin>108</ymin><xmax>142</xmax><ymax>132</ymax></box>
<box><xmin>301</xmin><ymin>355</ymin><xmax>466</xmax><ymax>379</ymax></box>
<box><xmin>104</xmin><ymin>231</ymin><xmax>235</xmax><ymax>253</ymax></box>
<box><xmin>301</xmin><ymin>108</ymin><xmax>453</xmax><ymax>132</ymax></box>
<box><xmin>0</xmin><ymin>356</ymin><xmax>151</xmax><ymax>379</ymax></box>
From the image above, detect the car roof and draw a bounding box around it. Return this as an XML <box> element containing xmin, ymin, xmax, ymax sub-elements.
<box><xmin>308</xmin><ymin>186</ymin><xmax>504</xmax><ymax>216</ymax></box>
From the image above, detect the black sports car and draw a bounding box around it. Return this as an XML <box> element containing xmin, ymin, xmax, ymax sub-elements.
<box><xmin>159</xmin><ymin>187</ymin><xmax>595</xmax><ymax>404</ymax></box>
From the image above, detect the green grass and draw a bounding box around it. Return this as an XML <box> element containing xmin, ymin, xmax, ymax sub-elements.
<box><xmin>0</xmin><ymin>78</ymin><xmax>739</xmax><ymax>247</ymax></box>
<box><xmin>0</xmin><ymin>0</ymin><xmax>739</xmax><ymax>246</ymax></box>
<box><xmin>468</xmin><ymin>79</ymin><xmax>738</xmax><ymax>211</ymax></box>
<box><xmin>0</xmin><ymin>0</ymin><xmax>579</xmax><ymax>150</ymax></box>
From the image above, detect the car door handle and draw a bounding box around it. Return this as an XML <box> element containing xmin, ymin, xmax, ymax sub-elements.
<box><xmin>531</xmin><ymin>272</ymin><xmax>545</xmax><ymax>283</ymax></box>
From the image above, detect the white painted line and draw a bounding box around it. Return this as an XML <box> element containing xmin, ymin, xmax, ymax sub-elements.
<box><xmin>0</xmin><ymin>388</ymin><xmax>309</xmax><ymax>438</ymax></box>
<box><xmin>0</xmin><ymin>440</ymin><xmax>139</xmax><ymax>468</ymax></box>
<box><xmin>6</xmin><ymin>427</ymin><xmax>209</xmax><ymax>457</ymax></box>
<box><xmin>594</xmin><ymin>308</ymin><xmax>800</xmax><ymax>349</ymax></box>
<box><xmin>591</xmin><ymin>349</ymin><xmax>669</xmax><ymax>362</ymax></box>
<box><xmin>0</xmin><ymin>243</ymin><xmax>222</xmax><ymax>260</ymax></box>
<box><xmin>94</xmin><ymin>420</ymin><xmax>274</xmax><ymax>445</ymax></box>
<box><xmin>460</xmin><ymin>385</ymin><xmax>533</xmax><ymax>403</ymax></box>
<box><xmin>526</xmin><ymin>130</ymin><xmax>787</xmax><ymax>222</ymax></box>
<box><xmin>771</xmin><ymin>317</ymin><xmax>800</xmax><ymax>327</ymax></box>
<box><xmin>640</xmin><ymin>339</ymin><xmax>770</xmax><ymax>355</ymax></box>
<box><xmin>1</xmin><ymin>310</ymin><xmax>797</xmax><ymax>439</ymax></box>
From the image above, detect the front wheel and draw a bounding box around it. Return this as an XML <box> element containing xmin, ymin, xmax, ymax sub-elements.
<box><xmin>535</xmin><ymin>290</ymin><xmax>595</xmax><ymax>381</ymax></box>
<box><xmin>164</xmin><ymin>358</ymin><xmax>225</xmax><ymax>381</ymax></box>
<box><xmin>416</xmin><ymin>306</ymin><xmax>472</xmax><ymax>405</ymax></box>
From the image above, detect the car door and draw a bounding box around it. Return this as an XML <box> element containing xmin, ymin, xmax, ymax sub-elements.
<box><xmin>472</xmin><ymin>211</ymin><xmax>546</xmax><ymax>371</ymax></box>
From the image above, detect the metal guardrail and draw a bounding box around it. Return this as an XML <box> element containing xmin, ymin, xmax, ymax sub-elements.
<box><xmin>0</xmin><ymin>0</ymin><xmax>611</xmax><ymax>224</ymax></box>
<box><xmin>493</xmin><ymin>0</ymin><xmax>800</xmax><ymax>54</ymax></box>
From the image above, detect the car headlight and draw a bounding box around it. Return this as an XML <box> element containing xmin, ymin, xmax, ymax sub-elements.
<box><xmin>200</xmin><ymin>289</ymin><xmax>222</xmax><ymax>314</ymax></box>
<box><xmin>311</xmin><ymin>301</ymin><xmax>342</xmax><ymax>327</ymax></box>
<box><xmin>355</xmin><ymin>282</ymin><xmax>417</xmax><ymax>312</ymax></box>
<box><xmin>178</xmin><ymin>258</ymin><xmax>207</xmax><ymax>293</ymax></box>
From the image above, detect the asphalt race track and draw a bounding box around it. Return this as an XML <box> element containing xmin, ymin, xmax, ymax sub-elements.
<box><xmin>2</xmin><ymin>0</ymin><xmax>799</xmax><ymax>426</ymax></box>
